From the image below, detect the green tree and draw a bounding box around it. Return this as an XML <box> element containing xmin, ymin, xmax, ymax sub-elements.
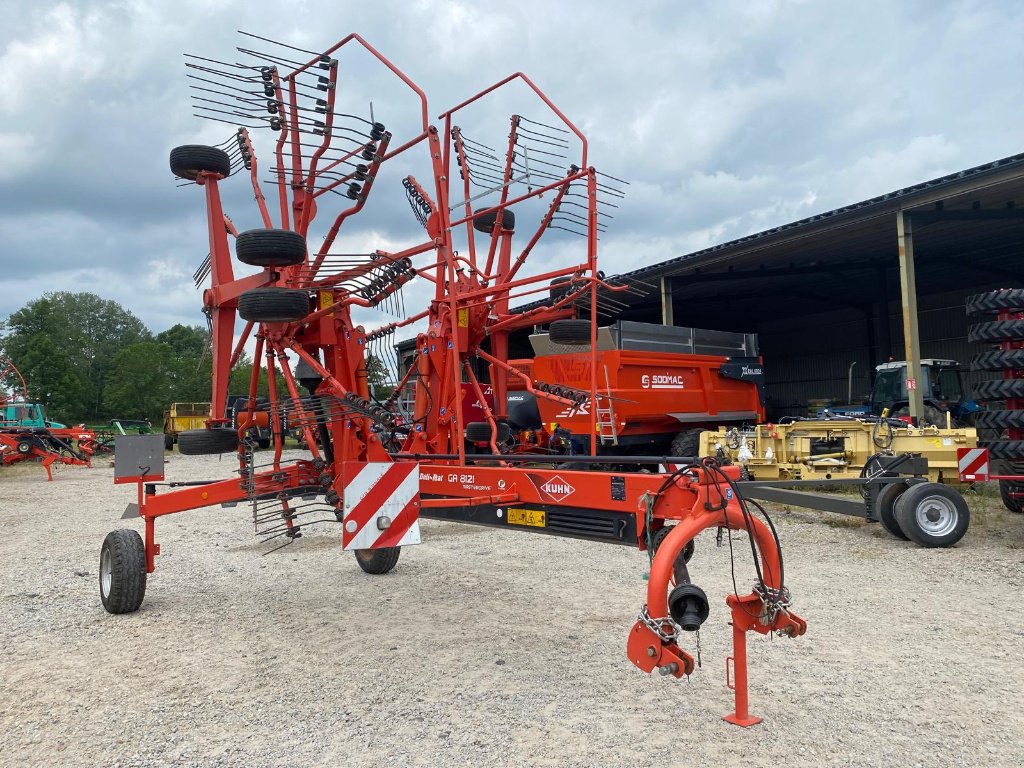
<box><xmin>103</xmin><ymin>342</ymin><xmax>177</xmax><ymax>423</ymax></box>
<box><xmin>0</xmin><ymin>292</ymin><xmax>150</xmax><ymax>421</ymax></box>
<box><xmin>157</xmin><ymin>324</ymin><xmax>212</xmax><ymax>402</ymax></box>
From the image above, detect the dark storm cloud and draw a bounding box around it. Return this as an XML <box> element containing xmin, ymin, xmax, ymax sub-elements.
<box><xmin>1</xmin><ymin>0</ymin><xmax>1023</xmax><ymax>332</ymax></box>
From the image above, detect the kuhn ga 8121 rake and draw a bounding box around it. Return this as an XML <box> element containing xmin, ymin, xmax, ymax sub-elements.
<box><xmin>100</xmin><ymin>31</ymin><xmax>805</xmax><ymax>725</ymax></box>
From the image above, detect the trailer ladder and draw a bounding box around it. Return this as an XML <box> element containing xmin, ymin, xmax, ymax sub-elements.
<box><xmin>597</xmin><ymin>365</ymin><xmax>618</xmax><ymax>446</ymax></box>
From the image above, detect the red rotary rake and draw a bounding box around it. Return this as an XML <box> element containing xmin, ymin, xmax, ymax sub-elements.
<box><xmin>100</xmin><ymin>31</ymin><xmax>805</xmax><ymax>725</ymax></box>
<box><xmin>0</xmin><ymin>356</ymin><xmax>94</xmax><ymax>480</ymax></box>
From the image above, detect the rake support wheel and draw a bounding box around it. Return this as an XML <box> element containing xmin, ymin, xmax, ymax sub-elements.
<box><xmin>238</xmin><ymin>288</ymin><xmax>310</xmax><ymax>323</ymax></box>
<box><xmin>464</xmin><ymin>421</ymin><xmax>511</xmax><ymax>443</ymax></box>
<box><xmin>177</xmin><ymin>428</ymin><xmax>239</xmax><ymax>455</ymax></box>
<box><xmin>472</xmin><ymin>208</ymin><xmax>515</xmax><ymax>233</ymax></box>
<box><xmin>354</xmin><ymin>547</ymin><xmax>401</xmax><ymax>574</ymax></box>
<box><xmin>99</xmin><ymin>529</ymin><xmax>147</xmax><ymax>614</ymax></box>
<box><xmin>235</xmin><ymin>228</ymin><xmax>307</xmax><ymax>267</ymax></box>
<box><xmin>548</xmin><ymin>319</ymin><xmax>593</xmax><ymax>346</ymax></box>
<box><xmin>893</xmin><ymin>483</ymin><xmax>969</xmax><ymax>548</ymax></box>
<box><xmin>170</xmin><ymin>145</ymin><xmax>231</xmax><ymax>180</ymax></box>
<box><xmin>874</xmin><ymin>481</ymin><xmax>909</xmax><ymax>540</ymax></box>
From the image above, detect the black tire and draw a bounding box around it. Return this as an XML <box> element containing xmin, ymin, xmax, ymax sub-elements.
<box><xmin>967</xmin><ymin>320</ymin><xmax>1024</xmax><ymax>344</ymax></box>
<box><xmin>235</xmin><ymin>228</ymin><xmax>307</xmax><ymax>268</ymax></box>
<box><xmin>874</xmin><ymin>481</ymin><xmax>909</xmax><ymax>540</ymax></box>
<box><xmin>164</xmin><ymin>433</ymin><xmax>174</xmax><ymax>451</ymax></box>
<box><xmin>177</xmin><ymin>428</ymin><xmax>238</xmax><ymax>455</ymax></box>
<box><xmin>170</xmin><ymin>145</ymin><xmax>231</xmax><ymax>180</ymax></box>
<box><xmin>550</xmin><ymin>276</ymin><xmax>573</xmax><ymax>302</ymax></box>
<box><xmin>898</xmin><ymin>404</ymin><xmax>947</xmax><ymax>427</ymax></box>
<box><xmin>982</xmin><ymin>440</ymin><xmax>1024</xmax><ymax>460</ymax></box>
<box><xmin>257</xmin><ymin>435</ymin><xmax>271</xmax><ymax>450</ymax></box>
<box><xmin>975</xmin><ymin>409</ymin><xmax>1024</xmax><ymax>430</ymax></box>
<box><xmin>99</xmin><ymin>529</ymin><xmax>147</xmax><ymax>614</ymax></box>
<box><xmin>893</xmin><ymin>483</ymin><xmax>969</xmax><ymax>547</ymax></box>
<box><xmin>966</xmin><ymin>288</ymin><xmax>1024</xmax><ymax>317</ymax></box>
<box><xmin>464</xmin><ymin>421</ymin><xmax>511</xmax><ymax>443</ymax></box>
<box><xmin>16</xmin><ymin>440</ymin><xmax>32</xmax><ymax>454</ymax></box>
<box><xmin>999</xmin><ymin>480</ymin><xmax>1024</xmax><ymax>513</ymax></box>
<box><xmin>670</xmin><ymin>429</ymin><xmax>703</xmax><ymax>459</ymax></box>
<box><xmin>354</xmin><ymin>547</ymin><xmax>401</xmax><ymax>574</ymax></box>
<box><xmin>972</xmin><ymin>350</ymin><xmax>1024</xmax><ymax>371</ymax></box>
<box><xmin>472</xmin><ymin>208</ymin><xmax>515</xmax><ymax>233</ymax></box>
<box><xmin>238</xmin><ymin>288</ymin><xmax>310</xmax><ymax>323</ymax></box>
<box><xmin>973</xmin><ymin>378</ymin><xmax>1024</xmax><ymax>401</ymax></box>
<box><xmin>548</xmin><ymin>319</ymin><xmax>593</xmax><ymax>346</ymax></box>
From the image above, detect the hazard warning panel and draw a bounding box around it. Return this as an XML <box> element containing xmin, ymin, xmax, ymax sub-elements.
<box><xmin>341</xmin><ymin>462</ymin><xmax>421</xmax><ymax>550</ymax></box>
<box><xmin>956</xmin><ymin>447</ymin><xmax>990</xmax><ymax>482</ymax></box>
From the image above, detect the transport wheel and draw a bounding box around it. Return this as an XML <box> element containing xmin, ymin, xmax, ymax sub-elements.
<box><xmin>238</xmin><ymin>288</ymin><xmax>310</xmax><ymax>323</ymax></box>
<box><xmin>99</xmin><ymin>529</ymin><xmax>147</xmax><ymax>614</ymax></box>
<box><xmin>472</xmin><ymin>208</ymin><xmax>515</xmax><ymax>233</ymax></box>
<box><xmin>972</xmin><ymin>349</ymin><xmax>1024</xmax><ymax>371</ymax></box>
<box><xmin>975</xmin><ymin>409</ymin><xmax>1024</xmax><ymax>430</ymax></box>
<box><xmin>235</xmin><ymin>228</ymin><xmax>307</xmax><ymax>267</ymax></box>
<box><xmin>893</xmin><ymin>483</ymin><xmax>969</xmax><ymax>547</ymax></box>
<box><xmin>548</xmin><ymin>319</ymin><xmax>592</xmax><ymax>346</ymax></box>
<box><xmin>999</xmin><ymin>480</ymin><xmax>1024</xmax><ymax>513</ymax></box>
<box><xmin>464</xmin><ymin>421</ymin><xmax>511</xmax><ymax>443</ymax></box>
<box><xmin>177</xmin><ymin>428</ymin><xmax>239</xmax><ymax>455</ymax></box>
<box><xmin>16</xmin><ymin>440</ymin><xmax>32</xmax><ymax>454</ymax></box>
<box><xmin>354</xmin><ymin>547</ymin><xmax>401</xmax><ymax>574</ymax></box>
<box><xmin>967</xmin><ymin>319</ymin><xmax>1024</xmax><ymax>344</ymax></box>
<box><xmin>974</xmin><ymin>378</ymin><xmax>1024</xmax><ymax>401</ymax></box>
<box><xmin>169</xmin><ymin>145</ymin><xmax>231</xmax><ymax>180</ymax></box>
<box><xmin>670</xmin><ymin>429</ymin><xmax>704</xmax><ymax>459</ymax></box>
<box><xmin>164</xmin><ymin>433</ymin><xmax>173</xmax><ymax>451</ymax></box>
<box><xmin>651</xmin><ymin>525</ymin><xmax>696</xmax><ymax>584</ymax></box>
<box><xmin>966</xmin><ymin>288</ymin><xmax>1024</xmax><ymax>316</ymax></box>
<box><xmin>874</xmin><ymin>481</ymin><xmax>909</xmax><ymax>540</ymax></box>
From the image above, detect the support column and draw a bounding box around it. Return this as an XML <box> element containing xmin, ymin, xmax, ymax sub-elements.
<box><xmin>660</xmin><ymin>276</ymin><xmax>674</xmax><ymax>326</ymax></box>
<box><xmin>896</xmin><ymin>211</ymin><xmax>924</xmax><ymax>423</ymax></box>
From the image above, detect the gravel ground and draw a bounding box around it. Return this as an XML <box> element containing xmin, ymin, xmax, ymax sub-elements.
<box><xmin>1</xmin><ymin>452</ymin><xmax>1023</xmax><ymax>768</ymax></box>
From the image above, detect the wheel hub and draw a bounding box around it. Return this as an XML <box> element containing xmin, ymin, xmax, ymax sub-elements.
<box><xmin>100</xmin><ymin>548</ymin><xmax>112</xmax><ymax>598</ymax></box>
<box><xmin>916</xmin><ymin>496</ymin><xmax>957</xmax><ymax>537</ymax></box>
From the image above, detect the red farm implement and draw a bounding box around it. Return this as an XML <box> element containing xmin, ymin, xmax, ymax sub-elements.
<box><xmin>100</xmin><ymin>31</ymin><xmax>805</xmax><ymax>725</ymax></box>
<box><xmin>0</xmin><ymin>356</ymin><xmax>94</xmax><ymax>480</ymax></box>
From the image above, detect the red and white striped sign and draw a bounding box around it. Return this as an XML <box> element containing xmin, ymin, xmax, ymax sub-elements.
<box><xmin>957</xmin><ymin>447</ymin><xmax>990</xmax><ymax>482</ymax></box>
<box><xmin>341</xmin><ymin>462</ymin><xmax>421</xmax><ymax>550</ymax></box>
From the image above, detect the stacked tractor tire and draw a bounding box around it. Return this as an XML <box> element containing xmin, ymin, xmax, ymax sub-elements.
<box><xmin>967</xmin><ymin>288</ymin><xmax>1024</xmax><ymax>513</ymax></box>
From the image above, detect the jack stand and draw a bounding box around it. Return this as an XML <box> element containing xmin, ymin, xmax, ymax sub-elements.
<box><xmin>723</xmin><ymin>619</ymin><xmax>762</xmax><ymax>727</ymax></box>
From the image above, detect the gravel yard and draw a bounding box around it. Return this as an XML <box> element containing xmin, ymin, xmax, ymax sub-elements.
<box><xmin>1</xmin><ymin>453</ymin><xmax>1023</xmax><ymax>768</ymax></box>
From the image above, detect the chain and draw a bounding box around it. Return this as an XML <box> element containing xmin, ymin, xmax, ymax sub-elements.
<box><xmin>753</xmin><ymin>583</ymin><xmax>792</xmax><ymax>625</ymax></box>
<box><xmin>638</xmin><ymin>604</ymin><xmax>678</xmax><ymax>643</ymax></box>
<box><xmin>694</xmin><ymin>629</ymin><xmax>702</xmax><ymax>668</ymax></box>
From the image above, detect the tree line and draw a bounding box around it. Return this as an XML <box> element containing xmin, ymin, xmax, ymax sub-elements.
<box><xmin>0</xmin><ymin>292</ymin><xmax>272</xmax><ymax>425</ymax></box>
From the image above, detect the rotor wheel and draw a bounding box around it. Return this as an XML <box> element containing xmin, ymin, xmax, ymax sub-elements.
<box><xmin>464</xmin><ymin>421</ymin><xmax>511</xmax><ymax>443</ymax></box>
<box><xmin>874</xmin><ymin>480</ymin><xmax>909</xmax><ymax>540</ymax></box>
<box><xmin>549</xmin><ymin>276</ymin><xmax>573</xmax><ymax>302</ymax></box>
<box><xmin>548</xmin><ymin>319</ymin><xmax>593</xmax><ymax>346</ymax></box>
<box><xmin>235</xmin><ymin>228</ymin><xmax>307</xmax><ymax>268</ymax></box>
<box><xmin>238</xmin><ymin>288</ymin><xmax>311</xmax><ymax>323</ymax></box>
<box><xmin>177</xmin><ymin>428</ymin><xmax>239</xmax><ymax>455</ymax></box>
<box><xmin>169</xmin><ymin>145</ymin><xmax>231</xmax><ymax>180</ymax></box>
<box><xmin>99</xmin><ymin>529</ymin><xmax>147</xmax><ymax>614</ymax></box>
<box><xmin>893</xmin><ymin>482</ymin><xmax>969</xmax><ymax>548</ymax></box>
<box><xmin>354</xmin><ymin>547</ymin><xmax>401</xmax><ymax>574</ymax></box>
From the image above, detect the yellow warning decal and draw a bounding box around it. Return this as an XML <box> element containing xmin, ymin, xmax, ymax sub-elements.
<box><xmin>319</xmin><ymin>291</ymin><xmax>335</xmax><ymax>310</ymax></box>
<box><xmin>457</xmin><ymin>308</ymin><xmax>469</xmax><ymax>327</ymax></box>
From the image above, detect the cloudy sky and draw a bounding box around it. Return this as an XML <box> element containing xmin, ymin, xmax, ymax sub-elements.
<box><xmin>1</xmin><ymin>0</ymin><xmax>1023</xmax><ymax>337</ymax></box>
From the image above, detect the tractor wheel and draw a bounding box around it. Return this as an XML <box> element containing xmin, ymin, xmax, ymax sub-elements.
<box><xmin>464</xmin><ymin>421</ymin><xmax>511</xmax><ymax>443</ymax></box>
<box><xmin>966</xmin><ymin>288</ymin><xmax>1024</xmax><ymax>316</ymax></box>
<box><xmin>99</xmin><ymin>529</ymin><xmax>147</xmax><ymax>614</ymax></box>
<box><xmin>979</xmin><ymin>440</ymin><xmax>1024</xmax><ymax>460</ymax></box>
<box><xmin>238</xmin><ymin>288</ymin><xmax>310</xmax><ymax>323</ymax></box>
<box><xmin>472</xmin><ymin>208</ymin><xmax>515</xmax><ymax>233</ymax></box>
<box><xmin>354</xmin><ymin>547</ymin><xmax>401</xmax><ymax>574</ymax></box>
<box><xmin>651</xmin><ymin>525</ymin><xmax>696</xmax><ymax>584</ymax></box>
<box><xmin>893</xmin><ymin>483</ymin><xmax>969</xmax><ymax>548</ymax></box>
<box><xmin>967</xmin><ymin>319</ymin><xmax>1024</xmax><ymax>344</ymax></box>
<box><xmin>548</xmin><ymin>319</ymin><xmax>592</xmax><ymax>346</ymax></box>
<box><xmin>874</xmin><ymin>481</ymin><xmax>909</xmax><ymax>540</ymax></box>
<box><xmin>998</xmin><ymin>480</ymin><xmax>1024</xmax><ymax>513</ymax></box>
<box><xmin>164</xmin><ymin>433</ymin><xmax>173</xmax><ymax>451</ymax></box>
<box><xmin>973</xmin><ymin>378</ymin><xmax>1024</xmax><ymax>401</ymax></box>
<box><xmin>177</xmin><ymin>428</ymin><xmax>239</xmax><ymax>455</ymax></box>
<box><xmin>235</xmin><ymin>228</ymin><xmax>307</xmax><ymax>268</ymax></box>
<box><xmin>670</xmin><ymin>429</ymin><xmax>703</xmax><ymax>459</ymax></box>
<box><xmin>972</xmin><ymin>349</ymin><xmax>1024</xmax><ymax>371</ymax></box>
<box><xmin>975</xmin><ymin>409</ymin><xmax>1024</xmax><ymax>430</ymax></box>
<box><xmin>169</xmin><ymin>145</ymin><xmax>231</xmax><ymax>180</ymax></box>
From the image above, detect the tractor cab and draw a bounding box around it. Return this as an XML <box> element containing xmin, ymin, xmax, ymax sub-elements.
<box><xmin>0</xmin><ymin>401</ymin><xmax>65</xmax><ymax>430</ymax></box>
<box><xmin>870</xmin><ymin>359</ymin><xmax>980</xmax><ymax>424</ymax></box>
